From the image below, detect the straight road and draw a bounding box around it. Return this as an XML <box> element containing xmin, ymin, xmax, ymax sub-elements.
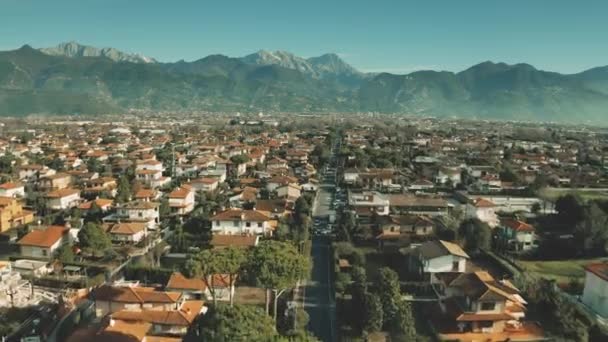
<box><xmin>306</xmin><ymin>139</ymin><xmax>340</xmax><ymax>341</ymax></box>
<box><xmin>305</xmin><ymin>235</ymin><xmax>335</xmax><ymax>342</ymax></box>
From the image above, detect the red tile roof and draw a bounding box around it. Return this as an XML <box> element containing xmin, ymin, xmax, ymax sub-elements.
<box><xmin>17</xmin><ymin>226</ymin><xmax>67</xmax><ymax>248</ymax></box>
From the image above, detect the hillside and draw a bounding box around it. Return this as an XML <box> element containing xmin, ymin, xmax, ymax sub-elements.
<box><xmin>0</xmin><ymin>43</ymin><xmax>607</xmax><ymax>123</ymax></box>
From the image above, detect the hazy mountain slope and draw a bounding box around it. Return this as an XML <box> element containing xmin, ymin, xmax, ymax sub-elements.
<box><xmin>573</xmin><ymin>66</ymin><xmax>608</xmax><ymax>95</ymax></box>
<box><xmin>1</xmin><ymin>44</ymin><xmax>607</xmax><ymax>123</ymax></box>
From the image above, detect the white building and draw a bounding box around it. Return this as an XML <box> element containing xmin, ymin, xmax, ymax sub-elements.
<box><xmin>410</xmin><ymin>240</ymin><xmax>470</xmax><ymax>275</ymax></box>
<box><xmin>17</xmin><ymin>226</ymin><xmax>70</xmax><ymax>259</ymax></box>
<box><xmin>0</xmin><ymin>182</ymin><xmax>25</xmax><ymax>198</ymax></box>
<box><xmin>168</xmin><ymin>185</ymin><xmax>195</xmax><ymax>215</ymax></box>
<box><xmin>582</xmin><ymin>263</ymin><xmax>608</xmax><ymax>318</ymax></box>
<box><xmin>348</xmin><ymin>191</ymin><xmax>390</xmax><ymax>216</ymax></box>
<box><xmin>115</xmin><ymin>201</ymin><xmax>160</xmax><ymax>229</ymax></box>
<box><xmin>210</xmin><ymin>209</ymin><xmax>272</xmax><ymax>235</ymax></box>
<box><xmin>465</xmin><ymin>198</ymin><xmax>499</xmax><ymax>227</ymax></box>
<box><xmin>46</xmin><ymin>188</ymin><xmax>81</xmax><ymax>210</ymax></box>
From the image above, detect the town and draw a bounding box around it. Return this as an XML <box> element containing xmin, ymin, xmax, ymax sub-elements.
<box><xmin>0</xmin><ymin>113</ymin><xmax>607</xmax><ymax>342</ymax></box>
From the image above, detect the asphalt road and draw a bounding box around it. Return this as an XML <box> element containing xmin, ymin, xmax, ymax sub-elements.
<box><xmin>305</xmin><ymin>235</ymin><xmax>335</xmax><ymax>342</ymax></box>
<box><xmin>306</xmin><ymin>141</ymin><xmax>339</xmax><ymax>341</ymax></box>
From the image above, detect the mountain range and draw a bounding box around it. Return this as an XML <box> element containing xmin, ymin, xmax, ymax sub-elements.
<box><xmin>0</xmin><ymin>41</ymin><xmax>607</xmax><ymax>123</ymax></box>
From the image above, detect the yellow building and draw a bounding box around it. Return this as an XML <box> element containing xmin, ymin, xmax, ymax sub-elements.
<box><xmin>0</xmin><ymin>196</ymin><xmax>34</xmax><ymax>232</ymax></box>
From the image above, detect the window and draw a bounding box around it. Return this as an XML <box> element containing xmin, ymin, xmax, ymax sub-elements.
<box><xmin>138</xmin><ymin>212</ymin><xmax>143</xmax><ymax>217</ymax></box>
<box><xmin>246</xmin><ymin>222</ymin><xmax>251</xmax><ymax>227</ymax></box>
<box><xmin>452</xmin><ymin>261</ymin><xmax>459</xmax><ymax>271</ymax></box>
<box><xmin>42</xmin><ymin>249</ymin><xmax>48</xmax><ymax>257</ymax></box>
<box><xmin>258</xmin><ymin>222</ymin><xmax>263</xmax><ymax>228</ymax></box>
<box><xmin>233</xmin><ymin>221</ymin><xmax>239</xmax><ymax>227</ymax></box>
<box><xmin>480</xmin><ymin>302</ymin><xmax>496</xmax><ymax>311</ymax></box>
<box><xmin>479</xmin><ymin>321</ymin><xmax>493</xmax><ymax>328</ymax></box>
<box><xmin>216</xmin><ymin>221</ymin><xmax>220</xmax><ymax>226</ymax></box>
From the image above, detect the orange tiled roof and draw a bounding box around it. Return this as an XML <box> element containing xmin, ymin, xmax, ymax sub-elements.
<box><xmin>210</xmin><ymin>209</ymin><xmax>270</xmax><ymax>222</ymax></box>
<box><xmin>110</xmin><ymin>223</ymin><xmax>146</xmax><ymax>235</ymax></box>
<box><xmin>46</xmin><ymin>188</ymin><xmax>79</xmax><ymax>198</ymax></box>
<box><xmin>17</xmin><ymin>226</ymin><xmax>67</xmax><ymax>248</ymax></box>
<box><xmin>92</xmin><ymin>285</ymin><xmax>181</xmax><ymax>304</ymax></box>
<box><xmin>111</xmin><ymin>300</ymin><xmax>203</xmax><ymax>326</ymax></box>
<box><xmin>166</xmin><ymin>272</ymin><xmax>207</xmax><ymax>292</ymax></box>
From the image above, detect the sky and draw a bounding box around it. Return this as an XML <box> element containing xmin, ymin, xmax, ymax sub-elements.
<box><xmin>1</xmin><ymin>0</ymin><xmax>607</xmax><ymax>74</ymax></box>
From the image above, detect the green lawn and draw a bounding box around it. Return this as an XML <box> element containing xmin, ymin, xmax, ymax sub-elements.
<box><xmin>539</xmin><ymin>187</ymin><xmax>608</xmax><ymax>202</ymax></box>
<box><xmin>517</xmin><ymin>258</ymin><xmax>604</xmax><ymax>284</ymax></box>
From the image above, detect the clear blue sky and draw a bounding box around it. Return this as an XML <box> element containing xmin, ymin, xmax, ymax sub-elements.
<box><xmin>1</xmin><ymin>0</ymin><xmax>607</xmax><ymax>74</ymax></box>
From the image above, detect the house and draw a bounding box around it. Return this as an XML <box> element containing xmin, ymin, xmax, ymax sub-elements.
<box><xmin>18</xmin><ymin>164</ymin><xmax>47</xmax><ymax>181</ymax></box>
<box><xmin>408</xmin><ymin>240</ymin><xmax>469</xmax><ymax>275</ymax></box>
<box><xmin>432</xmin><ymin>271</ymin><xmax>531</xmax><ymax>337</ymax></box>
<box><xmin>187</xmin><ymin>178</ymin><xmax>219</xmax><ymax>193</ymax></box>
<box><xmin>165</xmin><ymin>272</ymin><xmax>207</xmax><ymax>300</ymax></box>
<box><xmin>255</xmin><ymin>199</ymin><xmax>291</xmax><ymax>219</ymax></box>
<box><xmin>582</xmin><ymin>262</ymin><xmax>608</xmax><ymax>318</ymax></box>
<box><xmin>17</xmin><ymin>226</ymin><xmax>70</xmax><ymax>259</ymax></box>
<box><xmin>91</xmin><ymin>285</ymin><xmax>182</xmax><ymax>318</ymax></box>
<box><xmin>134</xmin><ymin>188</ymin><xmax>159</xmax><ymax>202</ymax></box>
<box><xmin>266</xmin><ymin>175</ymin><xmax>298</xmax><ymax>192</ymax></box>
<box><xmin>168</xmin><ymin>185</ymin><xmax>195</xmax><ymax>215</ymax></box>
<box><xmin>388</xmin><ymin>194</ymin><xmax>449</xmax><ymax>217</ymax></box>
<box><xmin>466</xmin><ymin>198</ymin><xmax>499</xmax><ymax>227</ymax></box>
<box><xmin>165</xmin><ymin>272</ymin><xmax>236</xmax><ymax>302</ymax></box>
<box><xmin>499</xmin><ymin>219</ymin><xmax>539</xmax><ymax>252</ymax></box>
<box><xmin>376</xmin><ymin>215</ymin><xmax>435</xmax><ymax>240</ymax></box>
<box><xmin>0</xmin><ymin>182</ymin><xmax>25</xmax><ymax>198</ymax></box>
<box><xmin>348</xmin><ymin>191</ymin><xmax>390</xmax><ymax>217</ymax></box>
<box><xmin>115</xmin><ymin>201</ymin><xmax>160</xmax><ymax>229</ymax></box>
<box><xmin>109</xmin><ymin>299</ymin><xmax>205</xmax><ymax>337</ymax></box>
<box><xmin>46</xmin><ymin>188</ymin><xmax>81</xmax><ymax>210</ymax></box>
<box><xmin>38</xmin><ymin>172</ymin><xmax>71</xmax><ymax>191</ymax></box>
<box><xmin>276</xmin><ymin>183</ymin><xmax>301</xmax><ymax>200</ymax></box>
<box><xmin>0</xmin><ymin>197</ymin><xmax>34</xmax><ymax>232</ymax></box>
<box><xmin>108</xmin><ymin>222</ymin><xmax>147</xmax><ymax>244</ymax></box>
<box><xmin>78</xmin><ymin>198</ymin><xmax>114</xmax><ymax>212</ymax></box>
<box><xmin>266</xmin><ymin>157</ymin><xmax>288</xmax><ymax>171</ymax></box>
<box><xmin>210</xmin><ymin>209</ymin><xmax>272</xmax><ymax>235</ymax></box>
<box><xmin>229</xmin><ymin>187</ymin><xmax>259</xmax><ymax>207</ymax></box>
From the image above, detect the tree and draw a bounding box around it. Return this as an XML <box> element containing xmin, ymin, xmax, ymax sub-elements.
<box><xmin>363</xmin><ymin>292</ymin><xmax>383</xmax><ymax>332</ymax></box>
<box><xmin>555</xmin><ymin>194</ymin><xmax>584</xmax><ymax>225</ymax></box>
<box><xmin>85</xmin><ymin>200</ymin><xmax>104</xmax><ymax>223</ymax></box>
<box><xmin>55</xmin><ymin>244</ymin><xmax>74</xmax><ymax>263</ymax></box>
<box><xmin>191</xmin><ymin>304</ymin><xmax>278</xmax><ymax>342</ymax></box>
<box><xmin>77</xmin><ymin>222</ymin><xmax>111</xmax><ymax>257</ymax></box>
<box><xmin>574</xmin><ymin>203</ymin><xmax>608</xmax><ymax>256</ymax></box>
<box><xmin>215</xmin><ymin>246</ymin><xmax>247</xmax><ymax>306</ymax></box>
<box><xmin>392</xmin><ymin>299</ymin><xmax>416</xmax><ymax>339</ymax></box>
<box><xmin>458</xmin><ymin>219</ymin><xmax>492</xmax><ymax>254</ymax></box>
<box><xmin>377</xmin><ymin>267</ymin><xmax>401</xmax><ymax>328</ymax></box>
<box><xmin>159</xmin><ymin>198</ymin><xmax>171</xmax><ymax>219</ymax></box>
<box><xmin>115</xmin><ymin>175</ymin><xmax>132</xmax><ymax>203</ymax></box>
<box><xmin>248</xmin><ymin>241</ymin><xmax>310</xmax><ymax>318</ymax></box>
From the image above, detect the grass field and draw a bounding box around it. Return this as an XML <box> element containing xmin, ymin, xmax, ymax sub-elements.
<box><xmin>539</xmin><ymin>187</ymin><xmax>608</xmax><ymax>202</ymax></box>
<box><xmin>516</xmin><ymin>258</ymin><xmax>605</xmax><ymax>284</ymax></box>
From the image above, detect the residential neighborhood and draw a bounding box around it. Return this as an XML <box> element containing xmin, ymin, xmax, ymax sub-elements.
<box><xmin>0</xmin><ymin>113</ymin><xmax>607</xmax><ymax>342</ymax></box>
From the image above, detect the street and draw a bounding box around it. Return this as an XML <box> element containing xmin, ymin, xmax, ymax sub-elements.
<box><xmin>305</xmin><ymin>138</ymin><xmax>340</xmax><ymax>341</ymax></box>
<box><xmin>305</xmin><ymin>235</ymin><xmax>335</xmax><ymax>342</ymax></box>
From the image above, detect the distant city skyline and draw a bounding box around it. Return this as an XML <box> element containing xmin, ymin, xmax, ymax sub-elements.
<box><xmin>1</xmin><ymin>0</ymin><xmax>607</xmax><ymax>74</ymax></box>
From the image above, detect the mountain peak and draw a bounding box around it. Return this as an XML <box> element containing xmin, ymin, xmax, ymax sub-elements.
<box><xmin>240</xmin><ymin>50</ymin><xmax>361</xmax><ymax>80</ymax></box>
<box><xmin>39</xmin><ymin>41</ymin><xmax>157</xmax><ymax>64</ymax></box>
